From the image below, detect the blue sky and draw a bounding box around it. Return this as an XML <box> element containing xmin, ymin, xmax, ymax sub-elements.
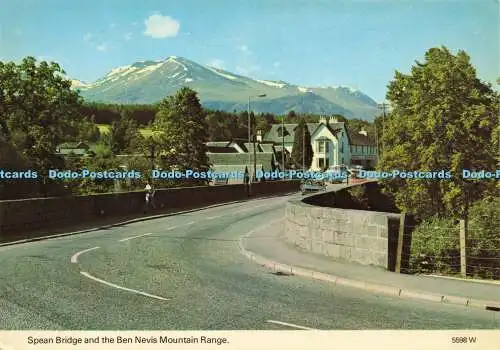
<box><xmin>0</xmin><ymin>0</ymin><xmax>497</xmax><ymax>102</ymax></box>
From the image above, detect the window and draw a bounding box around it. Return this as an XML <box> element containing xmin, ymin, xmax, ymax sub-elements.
<box><xmin>318</xmin><ymin>141</ymin><xmax>325</xmax><ymax>152</ymax></box>
<box><xmin>340</xmin><ymin>141</ymin><xmax>343</xmax><ymax>153</ymax></box>
<box><xmin>326</xmin><ymin>158</ymin><xmax>330</xmax><ymax>167</ymax></box>
<box><xmin>318</xmin><ymin>158</ymin><xmax>325</xmax><ymax>168</ymax></box>
<box><xmin>325</xmin><ymin>142</ymin><xmax>329</xmax><ymax>152</ymax></box>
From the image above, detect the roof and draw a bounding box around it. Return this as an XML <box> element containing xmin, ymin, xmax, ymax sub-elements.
<box><xmin>57</xmin><ymin>141</ymin><xmax>90</xmax><ymax>150</ymax></box>
<box><xmin>259</xmin><ymin>144</ymin><xmax>274</xmax><ymax>153</ymax></box>
<box><xmin>207</xmin><ymin>152</ymin><xmax>276</xmax><ymax>172</ymax></box>
<box><xmin>263</xmin><ymin>122</ymin><xmax>346</xmax><ymax>145</ymax></box>
<box><xmin>206</xmin><ymin>141</ymin><xmax>230</xmax><ymax>147</ymax></box>
<box><xmin>228</xmin><ymin>139</ymin><xmax>248</xmax><ymax>152</ymax></box>
<box><xmin>56</xmin><ymin>149</ymin><xmax>90</xmax><ymax>156</ymax></box>
<box><xmin>206</xmin><ymin>146</ymin><xmax>237</xmax><ymax>153</ymax></box>
<box><xmin>349</xmin><ymin>132</ymin><xmax>376</xmax><ymax>146</ymax></box>
<box><xmin>243</xmin><ymin>143</ymin><xmax>263</xmax><ymax>153</ymax></box>
<box><xmin>263</xmin><ymin>123</ymin><xmax>318</xmax><ymax>144</ymax></box>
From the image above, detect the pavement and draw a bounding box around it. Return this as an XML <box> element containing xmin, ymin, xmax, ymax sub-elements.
<box><xmin>241</xmin><ymin>218</ymin><xmax>500</xmax><ymax>310</ymax></box>
<box><xmin>0</xmin><ymin>194</ymin><xmax>498</xmax><ymax>330</ymax></box>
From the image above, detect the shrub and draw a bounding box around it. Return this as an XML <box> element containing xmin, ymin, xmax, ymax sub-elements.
<box><xmin>409</xmin><ymin>216</ymin><xmax>459</xmax><ymax>275</ymax></box>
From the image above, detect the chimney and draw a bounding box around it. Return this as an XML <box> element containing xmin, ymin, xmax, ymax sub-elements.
<box><xmin>256</xmin><ymin>130</ymin><xmax>262</xmax><ymax>142</ymax></box>
<box><xmin>329</xmin><ymin>116</ymin><xmax>338</xmax><ymax>124</ymax></box>
<box><xmin>319</xmin><ymin>116</ymin><xmax>327</xmax><ymax>124</ymax></box>
<box><xmin>359</xmin><ymin>129</ymin><xmax>368</xmax><ymax>136</ymax></box>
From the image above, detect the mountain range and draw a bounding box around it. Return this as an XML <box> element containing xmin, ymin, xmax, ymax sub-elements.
<box><xmin>72</xmin><ymin>56</ymin><xmax>379</xmax><ymax>120</ymax></box>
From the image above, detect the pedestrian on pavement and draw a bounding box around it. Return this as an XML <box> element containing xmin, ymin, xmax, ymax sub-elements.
<box><xmin>144</xmin><ymin>182</ymin><xmax>156</xmax><ymax>212</ymax></box>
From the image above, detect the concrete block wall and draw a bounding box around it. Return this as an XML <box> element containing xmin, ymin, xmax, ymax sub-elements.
<box><xmin>285</xmin><ymin>197</ymin><xmax>391</xmax><ymax>268</ymax></box>
<box><xmin>0</xmin><ymin>181</ymin><xmax>299</xmax><ymax>237</ymax></box>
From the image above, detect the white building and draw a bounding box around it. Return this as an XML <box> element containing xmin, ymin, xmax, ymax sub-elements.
<box><xmin>263</xmin><ymin>116</ymin><xmax>377</xmax><ymax>170</ymax></box>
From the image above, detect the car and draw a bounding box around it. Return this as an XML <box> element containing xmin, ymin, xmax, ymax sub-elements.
<box><xmin>300</xmin><ymin>179</ymin><xmax>326</xmax><ymax>195</ymax></box>
<box><xmin>325</xmin><ymin>165</ymin><xmax>350</xmax><ymax>183</ymax></box>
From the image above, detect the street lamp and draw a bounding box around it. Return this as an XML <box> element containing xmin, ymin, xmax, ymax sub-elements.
<box><xmin>248</xmin><ymin>94</ymin><xmax>266</xmax><ymax>192</ymax></box>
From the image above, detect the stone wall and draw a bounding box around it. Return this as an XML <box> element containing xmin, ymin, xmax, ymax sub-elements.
<box><xmin>0</xmin><ymin>181</ymin><xmax>299</xmax><ymax>237</ymax></box>
<box><xmin>285</xmin><ymin>185</ymin><xmax>401</xmax><ymax>269</ymax></box>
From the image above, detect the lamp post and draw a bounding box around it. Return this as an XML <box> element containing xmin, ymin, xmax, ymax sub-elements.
<box><xmin>248</xmin><ymin>94</ymin><xmax>266</xmax><ymax>193</ymax></box>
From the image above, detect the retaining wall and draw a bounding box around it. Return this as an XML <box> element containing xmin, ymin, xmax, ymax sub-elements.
<box><xmin>285</xmin><ymin>184</ymin><xmax>401</xmax><ymax>269</ymax></box>
<box><xmin>0</xmin><ymin>181</ymin><xmax>299</xmax><ymax>237</ymax></box>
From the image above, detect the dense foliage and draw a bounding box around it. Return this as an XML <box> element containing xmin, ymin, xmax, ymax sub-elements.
<box><xmin>378</xmin><ymin>46</ymin><xmax>498</xmax><ymax>221</ymax></box>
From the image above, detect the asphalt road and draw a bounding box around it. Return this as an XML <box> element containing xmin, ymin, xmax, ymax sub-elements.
<box><xmin>0</xmin><ymin>194</ymin><xmax>498</xmax><ymax>330</ymax></box>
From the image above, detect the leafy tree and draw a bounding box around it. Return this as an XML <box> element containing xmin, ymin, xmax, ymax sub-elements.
<box><xmin>0</xmin><ymin>57</ymin><xmax>83</xmax><ymax>195</ymax></box>
<box><xmin>105</xmin><ymin>113</ymin><xmax>141</xmax><ymax>154</ymax></box>
<box><xmin>78</xmin><ymin>143</ymin><xmax>120</xmax><ymax>194</ymax></box>
<box><xmin>76</xmin><ymin>116</ymin><xmax>101</xmax><ymax>142</ymax></box>
<box><xmin>379</xmin><ymin>46</ymin><xmax>498</xmax><ymax>220</ymax></box>
<box><xmin>291</xmin><ymin>118</ymin><xmax>313</xmax><ymax>169</ymax></box>
<box><xmin>153</xmin><ymin>87</ymin><xmax>209</xmax><ymax>178</ymax></box>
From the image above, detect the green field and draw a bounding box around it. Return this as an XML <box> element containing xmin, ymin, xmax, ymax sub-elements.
<box><xmin>97</xmin><ymin>124</ymin><xmax>156</xmax><ymax>137</ymax></box>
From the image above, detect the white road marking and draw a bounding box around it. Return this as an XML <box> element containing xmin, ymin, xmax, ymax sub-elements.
<box><xmin>119</xmin><ymin>221</ymin><xmax>195</xmax><ymax>242</ymax></box>
<box><xmin>267</xmin><ymin>320</ymin><xmax>317</xmax><ymax>330</ymax></box>
<box><xmin>207</xmin><ymin>215</ymin><xmax>221</xmax><ymax>220</ymax></box>
<box><xmin>70</xmin><ymin>246</ymin><xmax>100</xmax><ymax>263</ymax></box>
<box><xmin>166</xmin><ymin>221</ymin><xmax>195</xmax><ymax>230</ymax></box>
<box><xmin>119</xmin><ymin>233</ymin><xmax>153</xmax><ymax>242</ymax></box>
<box><xmin>80</xmin><ymin>271</ymin><xmax>170</xmax><ymax>301</ymax></box>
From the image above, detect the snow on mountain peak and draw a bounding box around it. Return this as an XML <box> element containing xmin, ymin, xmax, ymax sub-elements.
<box><xmin>70</xmin><ymin>79</ymin><xmax>88</xmax><ymax>89</ymax></box>
<box><xmin>298</xmin><ymin>86</ymin><xmax>312</xmax><ymax>93</ymax></box>
<box><xmin>205</xmin><ymin>66</ymin><xmax>238</xmax><ymax>81</ymax></box>
<box><xmin>256</xmin><ymin>79</ymin><xmax>287</xmax><ymax>88</ymax></box>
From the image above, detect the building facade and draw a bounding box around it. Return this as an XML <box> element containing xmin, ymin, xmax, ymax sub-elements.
<box><xmin>263</xmin><ymin>116</ymin><xmax>377</xmax><ymax>170</ymax></box>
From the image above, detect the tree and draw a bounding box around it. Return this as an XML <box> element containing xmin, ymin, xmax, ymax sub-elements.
<box><xmin>379</xmin><ymin>47</ymin><xmax>498</xmax><ymax>220</ymax></box>
<box><xmin>105</xmin><ymin>113</ymin><xmax>141</xmax><ymax>154</ymax></box>
<box><xmin>154</xmin><ymin>87</ymin><xmax>209</xmax><ymax>178</ymax></box>
<box><xmin>291</xmin><ymin>118</ymin><xmax>313</xmax><ymax>169</ymax></box>
<box><xmin>0</xmin><ymin>57</ymin><xmax>83</xmax><ymax>195</ymax></box>
<box><xmin>76</xmin><ymin>116</ymin><xmax>101</xmax><ymax>142</ymax></box>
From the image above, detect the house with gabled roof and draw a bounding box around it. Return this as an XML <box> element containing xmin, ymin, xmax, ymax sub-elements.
<box><xmin>205</xmin><ymin>139</ymin><xmax>280</xmax><ymax>184</ymax></box>
<box><xmin>262</xmin><ymin>116</ymin><xmax>377</xmax><ymax>170</ymax></box>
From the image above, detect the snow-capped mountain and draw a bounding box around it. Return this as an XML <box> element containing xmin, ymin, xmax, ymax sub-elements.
<box><xmin>70</xmin><ymin>79</ymin><xmax>89</xmax><ymax>89</ymax></box>
<box><xmin>76</xmin><ymin>56</ymin><xmax>378</xmax><ymax>119</ymax></box>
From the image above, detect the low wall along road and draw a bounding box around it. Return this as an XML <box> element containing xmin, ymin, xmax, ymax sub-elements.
<box><xmin>285</xmin><ymin>183</ymin><xmax>402</xmax><ymax>269</ymax></box>
<box><xmin>0</xmin><ymin>181</ymin><xmax>300</xmax><ymax>240</ymax></box>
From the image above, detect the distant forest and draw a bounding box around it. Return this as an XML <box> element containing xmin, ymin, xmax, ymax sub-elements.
<box><xmin>80</xmin><ymin>101</ymin><xmax>378</xmax><ymax>141</ymax></box>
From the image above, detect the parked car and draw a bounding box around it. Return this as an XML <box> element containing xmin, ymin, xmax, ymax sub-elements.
<box><xmin>300</xmin><ymin>179</ymin><xmax>326</xmax><ymax>195</ymax></box>
<box><xmin>325</xmin><ymin>165</ymin><xmax>350</xmax><ymax>183</ymax></box>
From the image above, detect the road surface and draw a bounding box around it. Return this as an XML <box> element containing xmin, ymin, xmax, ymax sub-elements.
<box><xmin>0</xmin><ymin>194</ymin><xmax>498</xmax><ymax>330</ymax></box>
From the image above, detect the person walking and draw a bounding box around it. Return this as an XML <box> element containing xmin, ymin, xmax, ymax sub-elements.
<box><xmin>144</xmin><ymin>182</ymin><xmax>155</xmax><ymax>212</ymax></box>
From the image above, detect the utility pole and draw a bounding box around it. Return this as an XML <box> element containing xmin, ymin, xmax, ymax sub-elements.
<box><xmin>248</xmin><ymin>94</ymin><xmax>266</xmax><ymax>190</ymax></box>
<box><xmin>282</xmin><ymin>114</ymin><xmax>285</xmax><ymax>178</ymax></box>
<box><xmin>302</xmin><ymin>121</ymin><xmax>305</xmax><ymax>171</ymax></box>
<box><xmin>247</xmin><ymin>97</ymin><xmax>251</xmax><ymax>192</ymax></box>
<box><xmin>377</xmin><ymin>103</ymin><xmax>389</xmax><ymax>155</ymax></box>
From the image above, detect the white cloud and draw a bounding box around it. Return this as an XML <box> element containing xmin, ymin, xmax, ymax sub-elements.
<box><xmin>239</xmin><ymin>45</ymin><xmax>249</xmax><ymax>52</ymax></box>
<box><xmin>208</xmin><ymin>59</ymin><xmax>225</xmax><ymax>69</ymax></box>
<box><xmin>96</xmin><ymin>43</ymin><xmax>108</xmax><ymax>52</ymax></box>
<box><xmin>273</xmin><ymin>61</ymin><xmax>281</xmax><ymax>68</ymax></box>
<box><xmin>110</xmin><ymin>23</ymin><xmax>118</xmax><ymax>29</ymax></box>
<box><xmin>83</xmin><ymin>33</ymin><xmax>92</xmax><ymax>42</ymax></box>
<box><xmin>124</xmin><ymin>32</ymin><xmax>133</xmax><ymax>41</ymax></box>
<box><xmin>143</xmin><ymin>14</ymin><xmax>180</xmax><ymax>38</ymax></box>
<box><xmin>132</xmin><ymin>21</ymin><xmax>139</xmax><ymax>26</ymax></box>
